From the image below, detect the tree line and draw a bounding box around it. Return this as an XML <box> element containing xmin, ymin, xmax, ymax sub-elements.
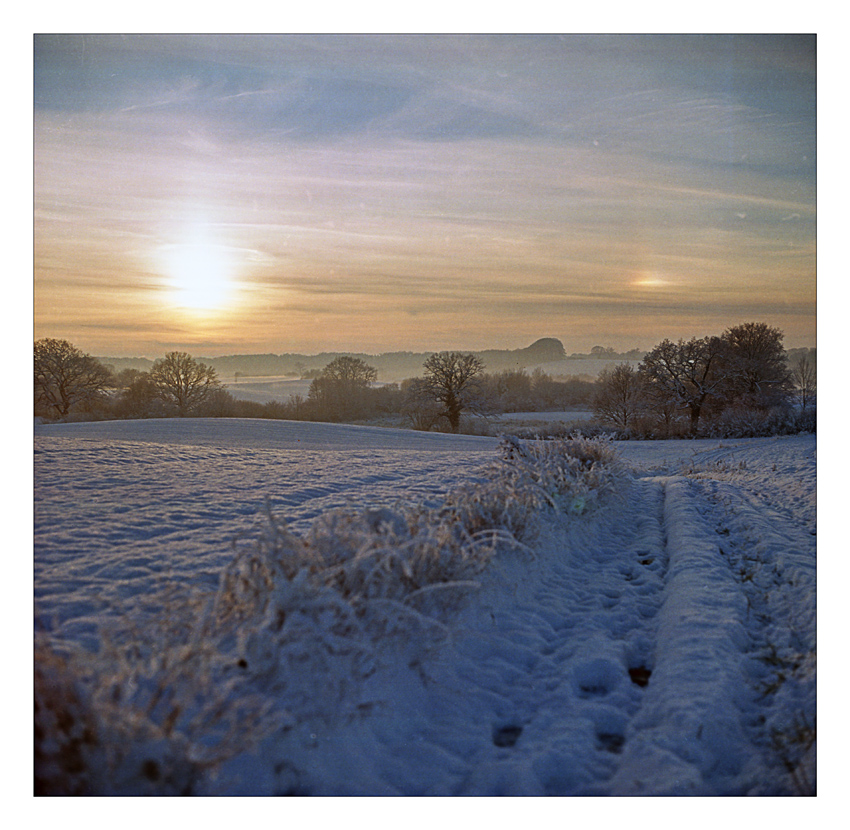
<box><xmin>34</xmin><ymin>322</ymin><xmax>815</xmax><ymax>438</ymax></box>
<box><xmin>591</xmin><ymin>322</ymin><xmax>815</xmax><ymax>438</ymax></box>
<box><xmin>35</xmin><ymin>342</ymin><xmax>224</xmax><ymax>420</ymax></box>
<box><xmin>33</xmin><ymin>340</ymin><xmax>596</xmax><ymax>429</ymax></box>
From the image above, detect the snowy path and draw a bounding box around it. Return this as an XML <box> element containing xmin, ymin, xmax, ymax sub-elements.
<box><xmin>234</xmin><ymin>438</ymin><xmax>815</xmax><ymax>795</ymax></box>
<box><xmin>33</xmin><ymin>422</ymin><xmax>815</xmax><ymax>795</ymax></box>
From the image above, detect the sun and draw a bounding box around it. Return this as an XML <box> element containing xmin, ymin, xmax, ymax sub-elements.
<box><xmin>162</xmin><ymin>233</ymin><xmax>237</xmax><ymax>312</ymax></box>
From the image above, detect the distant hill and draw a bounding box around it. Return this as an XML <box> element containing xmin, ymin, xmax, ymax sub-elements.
<box><xmin>99</xmin><ymin>338</ymin><xmax>569</xmax><ymax>383</ymax></box>
<box><xmin>98</xmin><ymin>340</ymin><xmax>816</xmax><ymax>390</ymax></box>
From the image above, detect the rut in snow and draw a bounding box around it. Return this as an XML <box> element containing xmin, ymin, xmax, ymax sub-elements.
<box><xmin>379</xmin><ymin>469</ymin><xmax>814</xmax><ymax>797</ymax></box>
<box><xmin>359</xmin><ymin>474</ymin><xmax>674</xmax><ymax>796</ymax></box>
<box><xmin>606</xmin><ymin>471</ymin><xmax>816</xmax><ymax>796</ymax></box>
<box><xmin>690</xmin><ymin>475</ymin><xmax>817</xmax><ymax>795</ymax></box>
<box><xmin>607</xmin><ymin>475</ymin><xmax>757</xmax><ymax>794</ymax></box>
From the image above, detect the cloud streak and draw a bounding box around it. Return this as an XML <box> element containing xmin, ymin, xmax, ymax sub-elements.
<box><xmin>34</xmin><ymin>34</ymin><xmax>816</xmax><ymax>356</ymax></box>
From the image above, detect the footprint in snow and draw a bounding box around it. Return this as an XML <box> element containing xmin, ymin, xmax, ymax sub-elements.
<box><xmin>492</xmin><ymin>724</ymin><xmax>523</xmax><ymax>748</ymax></box>
<box><xmin>573</xmin><ymin>658</ymin><xmax>623</xmax><ymax>698</ymax></box>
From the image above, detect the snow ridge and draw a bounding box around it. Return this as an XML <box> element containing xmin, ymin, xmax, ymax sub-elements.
<box><xmin>609</xmin><ymin>477</ymin><xmax>754</xmax><ymax>794</ymax></box>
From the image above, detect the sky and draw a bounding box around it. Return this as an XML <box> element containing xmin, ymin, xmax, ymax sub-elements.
<box><xmin>33</xmin><ymin>33</ymin><xmax>817</xmax><ymax>358</ymax></box>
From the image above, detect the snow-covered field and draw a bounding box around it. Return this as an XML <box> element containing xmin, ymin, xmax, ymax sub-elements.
<box><xmin>34</xmin><ymin>420</ymin><xmax>499</xmax><ymax>650</ymax></box>
<box><xmin>33</xmin><ymin>418</ymin><xmax>816</xmax><ymax>796</ymax></box>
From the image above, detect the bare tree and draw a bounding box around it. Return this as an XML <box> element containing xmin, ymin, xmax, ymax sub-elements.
<box><xmin>485</xmin><ymin>369</ymin><xmax>532</xmax><ymax>412</ymax></box>
<box><xmin>590</xmin><ymin>345</ymin><xmax>616</xmax><ymax>358</ymax></box>
<box><xmin>421</xmin><ymin>351</ymin><xmax>485</xmax><ymax>433</ymax></box>
<box><xmin>149</xmin><ymin>352</ymin><xmax>221</xmax><ymax>416</ymax></box>
<box><xmin>324</xmin><ymin>355</ymin><xmax>377</xmax><ymax>385</ymax></box>
<box><xmin>400</xmin><ymin>377</ymin><xmax>444</xmax><ymax>431</ymax></box>
<box><xmin>592</xmin><ymin>363</ymin><xmax>646</xmax><ymax>430</ymax></box>
<box><xmin>640</xmin><ymin>336</ymin><xmax>726</xmax><ymax>435</ymax></box>
<box><xmin>791</xmin><ymin>355</ymin><xmax>816</xmax><ymax>410</ymax></box>
<box><xmin>34</xmin><ymin>338</ymin><xmax>113</xmax><ymax>417</ymax></box>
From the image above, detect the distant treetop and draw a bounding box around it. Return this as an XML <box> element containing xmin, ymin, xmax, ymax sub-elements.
<box><xmin>522</xmin><ymin>338</ymin><xmax>567</xmax><ymax>363</ymax></box>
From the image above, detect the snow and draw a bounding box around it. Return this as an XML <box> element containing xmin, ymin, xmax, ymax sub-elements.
<box><xmin>34</xmin><ymin>419</ymin><xmax>497</xmax><ymax>650</ymax></box>
<box><xmin>33</xmin><ymin>418</ymin><xmax>817</xmax><ymax>797</ymax></box>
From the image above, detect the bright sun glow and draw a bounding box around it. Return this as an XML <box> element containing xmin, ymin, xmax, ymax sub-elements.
<box><xmin>163</xmin><ymin>233</ymin><xmax>237</xmax><ymax>312</ymax></box>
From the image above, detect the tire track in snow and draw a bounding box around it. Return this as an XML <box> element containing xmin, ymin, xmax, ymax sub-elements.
<box><xmin>691</xmin><ymin>476</ymin><xmax>817</xmax><ymax>794</ymax></box>
<box><xmin>608</xmin><ymin>476</ymin><xmax>761</xmax><ymax>795</ymax></box>
<box><xmin>281</xmin><ymin>449</ymin><xmax>815</xmax><ymax>795</ymax></box>
<box><xmin>373</xmin><ymin>476</ymin><xmax>673</xmax><ymax>795</ymax></box>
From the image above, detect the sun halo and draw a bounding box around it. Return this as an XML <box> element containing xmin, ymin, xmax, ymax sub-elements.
<box><xmin>162</xmin><ymin>237</ymin><xmax>238</xmax><ymax>313</ymax></box>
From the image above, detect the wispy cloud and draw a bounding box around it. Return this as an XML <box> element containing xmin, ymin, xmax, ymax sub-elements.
<box><xmin>34</xmin><ymin>35</ymin><xmax>816</xmax><ymax>355</ymax></box>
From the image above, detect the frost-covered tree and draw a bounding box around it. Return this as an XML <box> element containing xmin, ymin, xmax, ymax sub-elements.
<box><xmin>113</xmin><ymin>371</ymin><xmax>165</xmax><ymax>419</ymax></box>
<box><xmin>34</xmin><ymin>338</ymin><xmax>113</xmax><ymax>417</ymax></box>
<box><xmin>480</xmin><ymin>369</ymin><xmax>533</xmax><ymax>413</ymax></box>
<box><xmin>149</xmin><ymin>352</ymin><xmax>221</xmax><ymax>416</ymax></box>
<box><xmin>791</xmin><ymin>354</ymin><xmax>816</xmax><ymax>410</ymax></box>
<box><xmin>592</xmin><ymin>363</ymin><xmax>646</xmax><ymax>430</ymax></box>
<box><xmin>318</xmin><ymin>355</ymin><xmax>378</xmax><ymax>388</ymax></box>
<box><xmin>421</xmin><ymin>351</ymin><xmax>485</xmax><ymax>433</ymax></box>
<box><xmin>640</xmin><ymin>336</ymin><xmax>726</xmax><ymax>435</ymax></box>
<box><xmin>400</xmin><ymin>377</ymin><xmax>445</xmax><ymax>431</ymax></box>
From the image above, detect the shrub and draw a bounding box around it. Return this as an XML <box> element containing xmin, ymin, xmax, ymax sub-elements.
<box><xmin>34</xmin><ymin>636</ymin><xmax>104</xmax><ymax>795</ymax></box>
<box><xmin>34</xmin><ymin>601</ymin><xmax>281</xmax><ymax>795</ymax></box>
<box><xmin>701</xmin><ymin>405</ymin><xmax>815</xmax><ymax>439</ymax></box>
<box><xmin>492</xmin><ymin>435</ymin><xmax>621</xmax><ymax>515</ymax></box>
<box><xmin>793</xmin><ymin>406</ymin><xmax>817</xmax><ymax>434</ymax></box>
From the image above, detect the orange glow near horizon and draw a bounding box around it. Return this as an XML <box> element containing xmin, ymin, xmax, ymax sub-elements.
<box><xmin>631</xmin><ymin>272</ymin><xmax>674</xmax><ymax>289</ymax></box>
